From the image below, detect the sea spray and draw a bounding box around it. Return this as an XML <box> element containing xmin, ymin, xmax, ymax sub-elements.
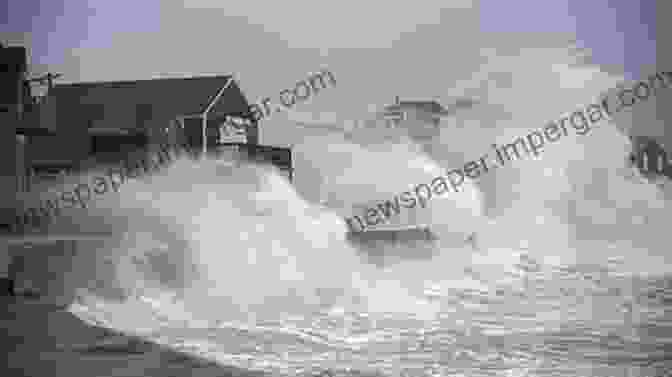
<box><xmin>293</xmin><ymin>134</ymin><xmax>486</xmax><ymax>246</ymax></box>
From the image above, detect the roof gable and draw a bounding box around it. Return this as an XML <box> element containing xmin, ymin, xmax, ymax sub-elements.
<box><xmin>206</xmin><ymin>79</ymin><xmax>254</xmax><ymax>119</ymax></box>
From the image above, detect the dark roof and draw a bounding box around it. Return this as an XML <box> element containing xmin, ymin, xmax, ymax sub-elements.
<box><xmin>52</xmin><ymin>75</ymin><xmax>239</xmax><ymax>116</ymax></box>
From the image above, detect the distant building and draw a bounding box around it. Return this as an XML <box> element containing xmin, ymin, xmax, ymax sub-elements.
<box><xmin>379</xmin><ymin>97</ymin><xmax>476</xmax><ymax>140</ymax></box>
<box><xmin>383</xmin><ymin>97</ymin><xmax>448</xmax><ymax>121</ymax></box>
<box><xmin>630</xmin><ymin>135</ymin><xmax>672</xmax><ymax>180</ymax></box>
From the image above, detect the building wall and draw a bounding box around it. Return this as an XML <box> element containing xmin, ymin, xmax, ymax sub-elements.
<box><xmin>0</xmin><ymin>113</ymin><xmax>18</xmax><ymax>226</ymax></box>
<box><xmin>27</xmin><ymin>89</ymin><xmax>182</xmax><ymax>163</ymax></box>
<box><xmin>28</xmin><ymin>132</ymin><xmax>91</xmax><ymax>165</ymax></box>
<box><xmin>0</xmin><ymin>48</ymin><xmax>26</xmax><ymax>113</ymax></box>
<box><xmin>0</xmin><ymin>113</ymin><xmax>18</xmax><ymax>280</ymax></box>
<box><xmin>16</xmin><ymin>134</ymin><xmax>27</xmax><ymax>193</ymax></box>
<box><xmin>27</xmin><ymin>92</ymin><xmax>91</xmax><ymax>164</ymax></box>
<box><xmin>656</xmin><ymin>0</ymin><xmax>671</xmax><ymax>153</ymax></box>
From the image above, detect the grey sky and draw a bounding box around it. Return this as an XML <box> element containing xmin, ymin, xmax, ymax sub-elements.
<box><xmin>1</xmin><ymin>1</ymin><xmax>659</xmax><ymax>146</ymax></box>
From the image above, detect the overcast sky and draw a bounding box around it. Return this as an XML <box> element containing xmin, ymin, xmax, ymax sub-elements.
<box><xmin>1</xmin><ymin>0</ymin><xmax>658</xmax><ymax>145</ymax></box>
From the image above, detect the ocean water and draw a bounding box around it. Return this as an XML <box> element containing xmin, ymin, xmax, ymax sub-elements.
<box><xmin>19</xmin><ymin>43</ymin><xmax>672</xmax><ymax>377</ymax></box>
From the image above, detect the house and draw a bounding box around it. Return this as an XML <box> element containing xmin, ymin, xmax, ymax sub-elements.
<box><xmin>8</xmin><ymin>72</ymin><xmax>299</xmax><ymax>194</ymax></box>
<box><xmin>379</xmin><ymin>97</ymin><xmax>476</xmax><ymax>140</ymax></box>
<box><xmin>29</xmin><ymin>75</ymin><xmax>259</xmax><ymax>167</ymax></box>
